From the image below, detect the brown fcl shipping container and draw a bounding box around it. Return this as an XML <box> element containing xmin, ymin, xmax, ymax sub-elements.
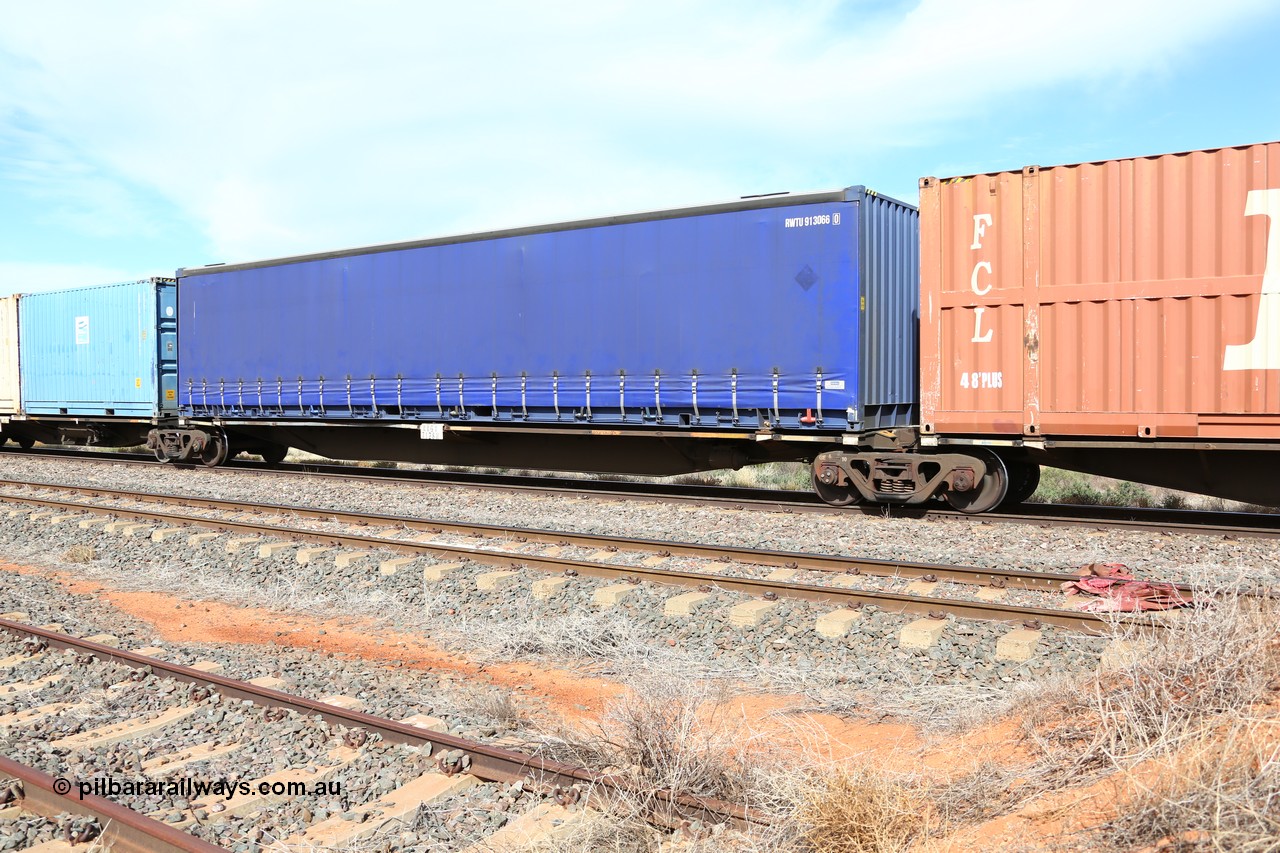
<box><xmin>920</xmin><ymin>142</ymin><xmax>1280</xmax><ymax>453</ymax></box>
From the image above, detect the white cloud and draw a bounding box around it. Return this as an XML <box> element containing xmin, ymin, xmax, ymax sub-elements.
<box><xmin>0</xmin><ymin>0</ymin><xmax>1272</xmax><ymax>263</ymax></box>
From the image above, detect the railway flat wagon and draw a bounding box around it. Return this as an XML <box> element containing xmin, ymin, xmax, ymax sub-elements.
<box><xmin>160</xmin><ymin>188</ymin><xmax>920</xmax><ymax>475</ymax></box>
<box><xmin>11</xmin><ymin>279</ymin><xmax>178</xmax><ymax>448</ymax></box>
<box><xmin>919</xmin><ymin>140</ymin><xmax>1280</xmax><ymax>505</ymax></box>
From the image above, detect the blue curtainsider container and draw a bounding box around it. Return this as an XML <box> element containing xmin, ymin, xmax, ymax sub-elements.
<box><xmin>177</xmin><ymin>188</ymin><xmax>918</xmax><ymax>433</ymax></box>
<box><xmin>19</xmin><ymin>279</ymin><xmax>178</xmax><ymax>418</ymax></box>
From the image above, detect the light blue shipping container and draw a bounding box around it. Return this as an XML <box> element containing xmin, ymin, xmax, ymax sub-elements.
<box><xmin>19</xmin><ymin>279</ymin><xmax>177</xmax><ymax>418</ymax></box>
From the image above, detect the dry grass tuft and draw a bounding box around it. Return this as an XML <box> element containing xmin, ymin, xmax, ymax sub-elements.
<box><xmin>527</xmin><ymin>674</ymin><xmax>810</xmax><ymax>849</ymax></box>
<box><xmin>599</xmin><ymin>676</ymin><xmax>751</xmax><ymax>802</ymax></box>
<box><xmin>454</xmin><ymin>607</ymin><xmax>657</xmax><ymax>666</ymax></box>
<box><xmin>453</xmin><ymin>684</ymin><xmax>531</xmax><ymax>730</ymax></box>
<box><xmin>985</xmin><ymin>583</ymin><xmax>1280</xmax><ymax>850</ymax></box>
<box><xmin>536</xmin><ymin>675</ymin><xmax>757</xmax><ymax>804</ymax></box>
<box><xmin>1023</xmin><ymin>583</ymin><xmax>1280</xmax><ymax>779</ymax></box>
<box><xmin>1097</xmin><ymin>720</ymin><xmax>1280</xmax><ymax>852</ymax></box>
<box><xmin>792</xmin><ymin>767</ymin><xmax>925</xmax><ymax>853</ymax></box>
<box><xmin>62</xmin><ymin>544</ymin><xmax>97</xmax><ymax>563</ymax></box>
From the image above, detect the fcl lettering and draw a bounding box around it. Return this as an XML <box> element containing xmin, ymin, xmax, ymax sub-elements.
<box><xmin>969</xmin><ymin>213</ymin><xmax>993</xmax><ymax>343</ymax></box>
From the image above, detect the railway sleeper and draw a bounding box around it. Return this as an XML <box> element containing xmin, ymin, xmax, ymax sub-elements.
<box><xmin>812</xmin><ymin>449</ymin><xmax>1010</xmax><ymax>513</ymax></box>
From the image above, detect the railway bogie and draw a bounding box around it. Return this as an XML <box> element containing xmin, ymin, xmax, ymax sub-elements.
<box><xmin>810</xmin><ymin>446</ymin><xmax>1020</xmax><ymax>512</ymax></box>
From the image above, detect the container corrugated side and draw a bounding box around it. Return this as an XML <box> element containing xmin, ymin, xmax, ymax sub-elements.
<box><xmin>0</xmin><ymin>296</ymin><xmax>18</xmax><ymax>414</ymax></box>
<box><xmin>179</xmin><ymin>189</ymin><xmax>918</xmax><ymax>433</ymax></box>
<box><xmin>859</xmin><ymin>189</ymin><xmax>919</xmax><ymax>429</ymax></box>
<box><xmin>19</xmin><ymin>279</ymin><xmax>178</xmax><ymax>417</ymax></box>
<box><xmin>920</xmin><ymin>141</ymin><xmax>1280</xmax><ymax>440</ymax></box>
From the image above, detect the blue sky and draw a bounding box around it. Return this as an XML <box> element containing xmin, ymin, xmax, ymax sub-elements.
<box><xmin>1</xmin><ymin>0</ymin><xmax>1278</xmax><ymax>292</ymax></box>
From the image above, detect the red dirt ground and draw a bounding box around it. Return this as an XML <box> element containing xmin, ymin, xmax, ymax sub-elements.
<box><xmin>2</xmin><ymin>558</ymin><xmax>1120</xmax><ymax>850</ymax></box>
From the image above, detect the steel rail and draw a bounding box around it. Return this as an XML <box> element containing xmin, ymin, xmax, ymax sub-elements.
<box><xmin>0</xmin><ymin>755</ymin><xmax>227</xmax><ymax>853</ymax></box>
<box><xmin>0</xmin><ymin>479</ymin><xmax>1089</xmax><ymax>592</ymax></box>
<box><xmin>0</xmin><ymin>619</ymin><xmax>758</xmax><ymax>830</ymax></box>
<box><xmin>0</xmin><ymin>490</ymin><xmax>1119</xmax><ymax>633</ymax></box>
<box><xmin>4</xmin><ymin>446</ymin><xmax>1279</xmax><ymax>538</ymax></box>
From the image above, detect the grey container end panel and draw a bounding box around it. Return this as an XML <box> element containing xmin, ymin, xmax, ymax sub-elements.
<box><xmin>177</xmin><ymin>188</ymin><xmax>918</xmax><ymax>434</ymax></box>
<box><xmin>18</xmin><ymin>278</ymin><xmax>178</xmax><ymax>418</ymax></box>
<box><xmin>858</xmin><ymin>190</ymin><xmax>919</xmax><ymax>430</ymax></box>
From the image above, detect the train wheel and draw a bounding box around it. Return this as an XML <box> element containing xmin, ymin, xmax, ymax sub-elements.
<box><xmin>811</xmin><ymin>467</ymin><xmax>861</xmax><ymax>507</ymax></box>
<box><xmin>153</xmin><ymin>445</ymin><xmax>171</xmax><ymax>463</ymax></box>
<box><xmin>199</xmin><ymin>432</ymin><xmax>229</xmax><ymax>468</ymax></box>
<box><xmin>944</xmin><ymin>451</ymin><xmax>1009</xmax><ymax>514</ymax></box>
<box><xmin>15</xmin><ymin>436</ymin><xmax>34</xmax><ymax>450</ymax></box>
<box><xmin>1000</xmin><ymin>462</ymin><xmax>1041</xmax><ymax>506</ymax></box>
<box><xmin>259</xmin><ymin>445</ymin><xmax>288</xmax><ymax>465</ymax></box>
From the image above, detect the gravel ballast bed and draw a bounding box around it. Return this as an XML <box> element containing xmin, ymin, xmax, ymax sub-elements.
<box><xmin>0</xmin><ymin>568</ymin><xmax>535</xmax><ymax>744</ymax></box>
<box><xmin>0</xmin><ymin>503</ymin><xmax>1108</xmax><ymax>703</ymax></box>
<box><xmin>0</xmin><ymin>484</ymin><xmax>1125</xmax><ymax>612</ymax></box>
<box><xmin>0</xmin><ymin>629</ymin><xmax>547</xmax><ymax>851</ymax></box>
<box><xmin>0</xmin><ymin>455</ymin><xmax>1272</xmax><ymax>586</ymax></box>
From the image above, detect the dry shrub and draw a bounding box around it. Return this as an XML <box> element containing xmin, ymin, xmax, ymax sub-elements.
<box><xmin>926</xmin><ymin>760</ymin><xmax>1035</xmax><ymax>827</ymax></box>
<box><xmin>793</xmin><ymin>766</ymin><xmax>925</xmax><ymax>853</ymax></box>
<box><xmin>1097</xmin><ymin>720</ymin><xmax>1280</xmax><ymax>852</ymax></box>
<box><xmin>598</xmin><ymin>675</ymin><xmax>754</xmax><ymax>802</ymax></box>
<box><xmin>456</xmin><ymin>608</ymin><xmax>655</xmax><ymax>664</ymax></box>
<box><xmin>454</xmin><ymin>684</ymin><xmax>531</xmax><ymax>730</ymax></box>
<box><xmin>1023</xmin><ymin>583</ymin><xmax>1280</xmax><ymax>777</ymax></box>
<box><xmin>527</xmin><ymin>678</ymin><xmax>1041</xmax><ymax>851</ymax></box>
<box><xmin>527</xmin><ymin>674</ymin><xmax>797</xmax><ymax>848</ymax></box>
<box><xmin>62</xmin><ymin>545</ymin><xmax>97</xmax><ymax>563</ymax></box>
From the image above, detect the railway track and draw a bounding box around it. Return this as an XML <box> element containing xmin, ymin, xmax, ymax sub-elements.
<box><xmin>0</xmin><ymin>755</ymin><xmax>221</xmax><ymax>853</ymax></box>
<box><xmin>0</xmin><ymin>616</ymin><xmax>757</xmax><ymax>850</ymax></box>
<box><xmin>3</xmin><ymin>445</ymin><xmax>1278</xmax><ymax>538</ymax></box>
<box><xmin>0</xmin><ymin>478</ymin><xmax>1163</xmax><ymax>634</ymax></box>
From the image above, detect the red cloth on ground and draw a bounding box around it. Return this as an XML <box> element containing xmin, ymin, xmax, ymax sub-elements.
<box><xmin>1061</xmin><ymin>563</ymin><xmax>1191</xmax><ymax>612</ymax></box>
